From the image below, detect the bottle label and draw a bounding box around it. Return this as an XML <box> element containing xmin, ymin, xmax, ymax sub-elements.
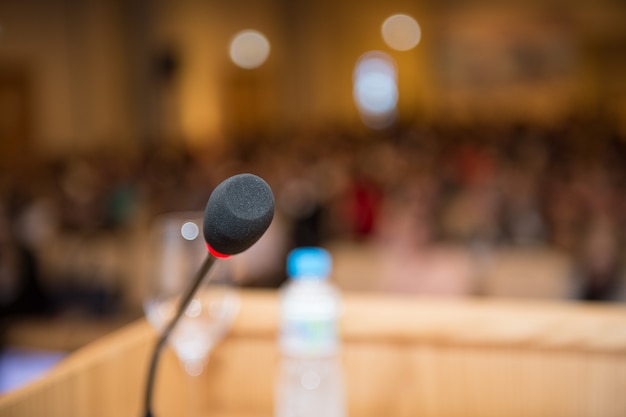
<box><xmin>280</xmin><ymin>317</ymin><xmax>338</xmax><ymax>356</ymax></box>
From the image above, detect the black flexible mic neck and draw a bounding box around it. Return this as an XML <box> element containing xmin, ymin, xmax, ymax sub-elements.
<box><xmin>143</xmin><ymin>173</ymin><xmax>274</xmax><ymax>417</ymax></box>
<box><xmin>143</xmin><ymin>254</ymin><xmax>215</xmax><ymax>417</ymax></box>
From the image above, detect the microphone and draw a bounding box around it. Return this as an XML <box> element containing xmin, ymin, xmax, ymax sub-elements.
<box><xmin>143</xmin><ymin>173</ymin><xmax>274</xmax><ymax>417</ymax></box>
<box><xmin>204</xmin><ymin>173</ymin><xmax>275</xmax><ymax>257</ymax></box>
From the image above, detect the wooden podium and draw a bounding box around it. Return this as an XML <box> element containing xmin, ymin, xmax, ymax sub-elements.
<box><xmin>1</xmin><ymin>290</ymin><xmax>626</xmax><ymax>417</ymax></box>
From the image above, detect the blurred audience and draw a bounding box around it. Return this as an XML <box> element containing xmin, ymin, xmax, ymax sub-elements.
<box><xmin>1</xmin><ymin>115</ymin><xmax>625</xmax><ymax>321</ymax></box>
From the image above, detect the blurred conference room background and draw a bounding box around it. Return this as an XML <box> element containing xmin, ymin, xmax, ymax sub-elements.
<box><xmin>1</xmin><ymin>0</ymin><xmax>626</xmax><ymax>388</ymax></box>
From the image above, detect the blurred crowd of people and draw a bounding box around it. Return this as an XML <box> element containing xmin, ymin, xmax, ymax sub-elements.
<box><xmin>1</xmin><ymin>116</ymin><xmax>626</xmax><ymax>320</ymax></box>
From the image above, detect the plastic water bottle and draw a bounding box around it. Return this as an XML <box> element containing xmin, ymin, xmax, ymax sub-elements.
<box><xmin>275</xmin><ymin>247</ymin><xmax>347</xmax><ymax>417</ymax></box>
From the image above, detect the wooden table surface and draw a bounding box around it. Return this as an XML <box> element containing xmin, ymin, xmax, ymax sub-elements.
<box><xmin>1</xmin><ymin>289</ymin><xmax>626</xmax><ymax>417</ymax></box>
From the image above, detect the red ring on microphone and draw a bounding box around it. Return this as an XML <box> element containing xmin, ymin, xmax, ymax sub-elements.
<box><xmin>206</xmin><ymin>243</ymin><xmax>231</xmax><ymax>259</ymax></box>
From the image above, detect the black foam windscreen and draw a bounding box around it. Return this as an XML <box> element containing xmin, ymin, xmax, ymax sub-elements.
<box><xmin>203</xmin><ymin>173</ymin><xmax>275</xmax><ymax>256</ymax></box>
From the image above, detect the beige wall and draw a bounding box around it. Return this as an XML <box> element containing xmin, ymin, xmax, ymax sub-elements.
<box><xmin>0</xmin><ymin>0</ymin><xmax>625</xmax><ymax>155</ymax></box>
<box><xmin>0</xmin><ymin>0</ymin><xmax>136</xmax><ymax>156</ymax></box>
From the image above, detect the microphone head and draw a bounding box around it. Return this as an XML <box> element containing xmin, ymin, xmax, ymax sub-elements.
<box><xmin>203</xmin><ymin>173</ymin><xmax>275</xmax><ymax>257</ymax></box>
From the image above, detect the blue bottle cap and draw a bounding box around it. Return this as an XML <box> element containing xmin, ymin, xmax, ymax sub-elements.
<box><xmin>287</xmin><ymin>247</ymin><xmax>332</xmax><ymax>279</ymax></box>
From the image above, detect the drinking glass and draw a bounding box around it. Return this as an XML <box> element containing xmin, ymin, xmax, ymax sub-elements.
<box><xmin>143</xmin><ymin>211</ymin><xmax>240</xmax><ymax>376</ymax></box>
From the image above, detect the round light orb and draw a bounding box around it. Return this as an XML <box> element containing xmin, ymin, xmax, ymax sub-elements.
<box><xmin>355</xmin><ymin>71</ymin><xmax>397</xmax><ymax>114</ymax></box>
<box><xmin>229</xmin><ymin>30</ymin><xmax>270</xmax><ymax>69</ymax></box>
<box><xmin>181</xmin><ymin>221</ymin><xmax>200</xmax><ymax>240</ymax></box>
<box><xmin>381</xmin><ymin>14</ymin><xmax>421</xmax><ymax>51</ymax></box>
<box><xmin>353</xmin><ymin>51</ymin><xmax>398</xmax><ymax>129</ymax></box>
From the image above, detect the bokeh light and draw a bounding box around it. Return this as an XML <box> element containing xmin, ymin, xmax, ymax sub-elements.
<box><xmin>229</xmin><ymin>29</ymin><xmax>271</xmax><ymax>69</ymax></box>
<box><xmin>181</xmin><ymin>221</ymin><xmax>200</xmax><ymax>240</ymax></box>
<box><xmin>353</xmin><ymin>51</ymin><xmax>398</xmax><ymax>129</ymax></box>
<box><xmin>381</xmin><ymin>14</ymin><xmax>421</xmax><ymax>51</ymax></box>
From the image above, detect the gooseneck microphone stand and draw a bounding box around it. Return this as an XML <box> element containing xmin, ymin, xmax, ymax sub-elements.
<box><xmin>143</xmin><ymin>254</ymin><xmax>216</xmax><ymax>417</ymax></box>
